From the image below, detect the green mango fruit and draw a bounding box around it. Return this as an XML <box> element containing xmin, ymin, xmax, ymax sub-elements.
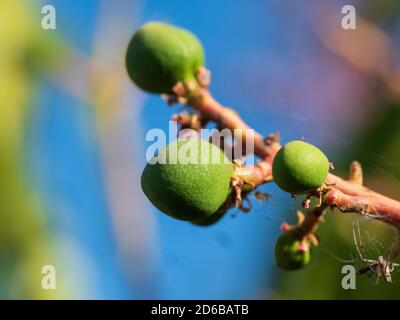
<box><xmin>275</xmin><ymin>232</ymin><xmax>311</xmax><ymax>271</ymax></box>
<box><xmin>126</xmin><ymin>21</ymin><xmax>205</xmax><ymax>94</ymax></box>
<box><xmin>272</xmin><ymin>140</ymin><xmax>329</xmax><ymax>194</ymax></box>
<box><xmin>141</xmin><ymin>138</ymin><xmax>234</xmax><ymax>221</ymax></box>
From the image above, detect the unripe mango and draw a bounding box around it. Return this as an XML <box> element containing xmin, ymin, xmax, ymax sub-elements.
<box><xmin>275</xmin><ymin>232</ymin><xmax>310</xmax><ymax>271</ymax></box>
<box><xmin>272</xmin><ymin>140</ymin><xmax>329</xmax><ymax>194</ymax></box>
<box><xmin>141</xmin><ymin>138</ymin><xmax>234</xmax><ymax>221</ymax></box>
<box><xmin>126</xmin><ymin>21</ymin><xmax>205</xmax><ymax>94</ymax></box>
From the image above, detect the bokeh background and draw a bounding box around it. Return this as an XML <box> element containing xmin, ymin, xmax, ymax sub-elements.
<box><xmin>1</xmin><ymin>0</ymin><xmax>399</xmax><ymax>299</ymax></box>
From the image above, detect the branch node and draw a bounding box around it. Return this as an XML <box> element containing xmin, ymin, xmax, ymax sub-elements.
<box><xmin>172</xmin><ymin>112</ymin><xmax>205</xmax><ymax>131</ymax></box>
<box><xmin>196</xmin><ymin>67</ymin><xmax>211</xmax><ymax>88</ymax></box>
<box><xmin>348</xmin><ymin>161</ymin><xmax>363</xmax><ymax>185</ymax></box>
<box><xmin>263</xmin><ymin>131</ymin><xmax>280</xmax><ymax>147</ymax></box>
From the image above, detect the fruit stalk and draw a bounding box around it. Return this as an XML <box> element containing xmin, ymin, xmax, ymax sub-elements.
<box><xmin>298</xmin><ymin>204</ymin><xmax>327</xmax><ymax>237</ymax></box>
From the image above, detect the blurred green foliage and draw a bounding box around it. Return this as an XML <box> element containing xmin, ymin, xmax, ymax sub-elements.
<box><xmin>363</xmin><ymin>0</ymin><xmax>400</xmax><ymax>26</ymax></box>
<box><xmin>0</xmin><ymin>0</ymin><xmax>65</xmax><ymax>298</ymax></box>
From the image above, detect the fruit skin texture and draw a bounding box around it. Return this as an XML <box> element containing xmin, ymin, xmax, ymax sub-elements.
<box><xmin>272</xmin><ymin>140</ymin><xmax>329</xmax><ymax>194</ymax></box>
<box><xmin>141</xmin><ymin>138</ymin><xmax>234</xmax><ymax>221</ymax></box>
<box><xmin>275</xmin><ymin>232</ymin><xmax>310</xmax><ymax>271</ymax></box>
<box><xmin>126</xmin><ymin>21</ymin><xmax>205</xmax><ymax>94</ymax></box>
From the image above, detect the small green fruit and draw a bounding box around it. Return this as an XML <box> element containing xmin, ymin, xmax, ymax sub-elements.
<box><xmin>126</xmin><ymin>21</ymin><xmax>205</xmax><ymax>94</ymax></box>
<box><xmin>275</xmin><ymin>232</ymin><xmax>310</xmax><ymax>271</ymax></box>
<box><xmin>141</xmin><ymin>138</ymin><xmax>234</xmax><ymax>221</ymax></box>
<box><xmin>272</xmin><ymin>140</ymin><xmax>329</xmax><ymax>194</ymax></box>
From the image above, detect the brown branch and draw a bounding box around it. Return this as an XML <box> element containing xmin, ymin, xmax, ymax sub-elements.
<box><xmin>324</xmin><ymin>186</ymin><xmax>400</xmax><ymax>229</ymax></box>
<box><xmin>298</xmin><ymin>204</ymin><xmax>327</xmax><ymax>237</ymax></box>
<box><xmin>186</xmin><ymin>84</ymin><xmax>281</xmax><ymax>162</ymax></box>
<box><xmin>180</xmin><ymin>82</ymin><xmax>400</xmax><ymax>229</ymax></box>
